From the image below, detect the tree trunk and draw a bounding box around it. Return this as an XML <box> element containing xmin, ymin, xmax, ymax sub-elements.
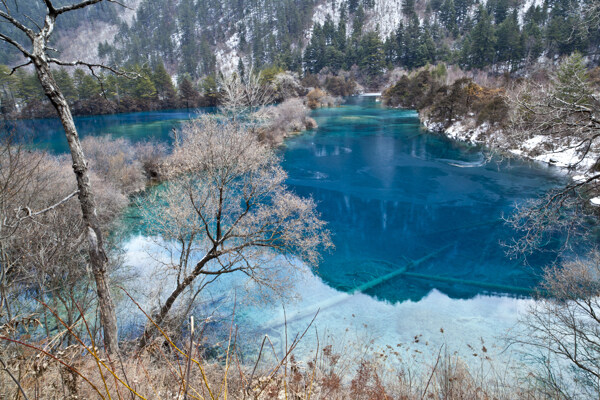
<box><xmin>139</xmin><ymin>254</ymin><xmax>214</xmax><ymax>348</ymax></box>
<box><xmin>31</xmin><ymin>53</ymin><xmax>119</xmax><ymax>356</ymax></box>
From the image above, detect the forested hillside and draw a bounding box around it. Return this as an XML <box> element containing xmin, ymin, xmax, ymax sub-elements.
<box><xmin>2</xmin><ymin>0</ymin><xmax>600</xmax><ymax>118</ymax></box>
<box><xmin>0</xmin><ymin>0</ymin><xmax>124</xmax><ymax>64</ymax></box>
<box><xmin>2</xmin><ymin>0</ymin><xmax>599</xmax><ymax>81</ymax></box>
<box><xmin>99</xmin><ymin>0</ymin><xmax>600</xmax><ymax>81</ymax></box>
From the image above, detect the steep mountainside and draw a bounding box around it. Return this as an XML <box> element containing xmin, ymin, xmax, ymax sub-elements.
<box><xmin>2</xmin><ymin>0</ymin><xmax>599</xmax><ymax>86</ymax></box>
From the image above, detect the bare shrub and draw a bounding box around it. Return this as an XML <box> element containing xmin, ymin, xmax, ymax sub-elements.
<box><xmin>81</xmin><ymin>135</ymin><xmax>147</xmax><ymax>195</ymax></box>
<box><xmin>218</xmin><ymin>68</ymin><xmax>274</xmax><ymax>119</ymax></box>
<box><xmin>516</xmin><ymin>250</ymin><xmax>600</xmax><ymax>398</ymax></box>
<box><xmin>259</xmin><ymin>98</ymin><xmax>316</xmax><ymax>144</ymax></box>
<box><xmin>0</xmin><ymin>140</ymin><xmax>127</xmax><ymax>347</ymax></box>
<box><xmin>137</xmin><ymin>115</ymin><xmax>332</xmax><ymax>344</ymax></box>
<box><xmin>306</xmin><ymin>88</ymin><xmax>341</xmax><ymax>109</ymax></box>
<box><xmin>272</xmin><ymin>71</ymin><xmax>307</xmax><ymax>101</ymax></box>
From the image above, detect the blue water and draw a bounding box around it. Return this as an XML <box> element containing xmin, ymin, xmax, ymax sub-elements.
<box><xmin>2</xmin><ymin>108</ymin><xmax>206</xmax><ymax>153</ymax></box>
<box><xmin>281</xmin><ymin>97</ymin><xmax>564</xmax><ymax>302</ymax></box>
<box><xmin>5</xmin><ymin>97</ymin><xmax>566</xmax><ymax>304</ymax></box>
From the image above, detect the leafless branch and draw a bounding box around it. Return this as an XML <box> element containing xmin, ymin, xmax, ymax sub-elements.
<box><xmin>54</xmin><ymin>0</ymin><xmax>131</xmax><ymax>15</ymax></box>
<box><xmin>0</xmin><ymin>32</ymin><xmax>32</xmax><ymax>57</ymax></box>
<box><xmin>0</xmin><ymin>10</ymin><xmax>34</xmax><ymax>37</ymax></box>
<box><xmin>9</xmin><ymin>60</ymin><xmax>32</xmax><ymax>75</ymax></box>
<box><xmin>47</xmin><ymin>58</ymin><xmax>137</xmax><ymax>78</ymax></box>
<box><xmin>0</xmin><ymin>357</ymin><xmax>30</xmax><ymax>400</ymax></box>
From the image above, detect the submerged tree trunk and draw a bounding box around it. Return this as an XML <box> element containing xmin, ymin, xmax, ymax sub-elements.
<box><xmin>31</xmin><ymin>50</ymin><xmax>119</xmax><ymax>356</ymax></box>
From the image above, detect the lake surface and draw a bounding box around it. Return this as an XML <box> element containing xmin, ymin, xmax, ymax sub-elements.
<box><xmin>2</xmin><ymin>108</ymin><xmax>203</xmax><ymax>153</ymax></box>
<box><xmin>283</xmin><ymin>97</ymin><xmax>564</xmax><ymax>303</ymax></box>
<box><xmin>8</xmin><ymin>97</ymin><xmax>567</xmax><ymax>362</ymax></box>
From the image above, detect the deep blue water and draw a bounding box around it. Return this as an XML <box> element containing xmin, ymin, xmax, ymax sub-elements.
<box><xmin>281</xmin><ymin>97</ymin><xmax>564</xmax><ymax>302</ymax></box>
<box><xmin>5</xmin><ymin>97</ymin><xmax>566</xmax><ymax>304</ymax></box>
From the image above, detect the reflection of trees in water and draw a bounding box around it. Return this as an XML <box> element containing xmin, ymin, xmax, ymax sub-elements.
<box><xmin>292</xmin><ymin>184</ymin><xmax>563</xmax><ymax>303</ymax></box>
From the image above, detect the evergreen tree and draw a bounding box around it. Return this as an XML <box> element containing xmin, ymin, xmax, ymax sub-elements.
<box><xmin>495</xmin><ymin>11</ymin><xmax>523</xmax><ymax>69</ymax></box>
<box><xmin>439</xmin><ymin>0</ymin><xmax>458</xmax><ymax>36</ymax></box>
<box><xmin>352</xmin><ymin>5</ymin><xmax>365</xmax><ymax>38</ymax></box>
<box><xmin>73</xmin><ymin>68</ymin><xmax>101</xmax><ymax>100</ymax></box>
<box><xmin>402</xmin><ymin>0</ymin><xmax>417</xmax><ymax>18</ymax></box>
<box><xmin>53</xmin><ymin>69</ymin><xmax>78</xmax><ymax>103</ymax></box>
<box><xmin>359</xmin><ymin>31</ymin><xmax>385</xmax><ymax>84</ymax></box>
<box><xmin>179</xmin><ymin>75</ymin><xmax>200</xmax><ymax>108</ymax></box>
<box><xmin>0</xmin><ymin>64</ymin><xmax>18</xmax><ymax>112</ymax></box>
<box><xmin>201</xmin><ymin>74</ymin><xmax>219</xmax><ymax>106</ymax></box>
<box><xmin>178</xmin><ymin>0</ymin><xmax>199</xmax><ymax>78</ymax></box>
<box><xmin>152</xmin><ymin>61</ymin><xmax>177</xmax><ymax>102</ymax></box>
<box><xmin>465</xmin><ymin>6</ymin><xmax>496</xmax><ymax>69</ymax></box>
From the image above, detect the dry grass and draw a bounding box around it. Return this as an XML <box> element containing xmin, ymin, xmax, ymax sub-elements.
<box><xmin>0</xmin><ymin>303</ymin><xmax>559</xmax><ymax>400</ymax></box>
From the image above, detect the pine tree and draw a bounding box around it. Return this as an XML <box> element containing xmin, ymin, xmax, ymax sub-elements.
<box><xmin>132</xmin><ymin>64</ymin><xmax>158</xmax><ymax>100</ymax></box>
<box><xmin>178</xmin><ymin>0</ymin><xmax>199</xmax><ymax>78</ymax></box>
<box><xmin>179</xmin><ymin>75</ymin><xmax>200</xmax><ymax>108</ymax></box>
<box><xmin>53</xmin><ymin>69</ymin><xmax>78</xmax><ymax>103</ymax></box>
<box><xmin>402</xmin><ymin>0</ymin><xmax>416</xmax><ymax>18</ymax></box>
<box><xmin>0</xmin><ymin>64</ymin><xmax>18</xmax><ymax>112</ymax></box>
<box><xmin>352</xmin><ymin>5</ymin><xmax>365</xmax><ymax>38</ymax></box>
<box><xmin>439</xmin><ymin>0</ymin><xmax>458</xmax><ymax>36</ymax></box>
<box><xmin>153</xmin><ymin>61</ymin><xmax>176</xmax><ymax>102</ymax></box>
<box><xmin>466</xmin><ymin>6</ymin><xmax>496</xmax><ymax>69</ymax></box>
<box><xmin>359</xmin><ymin>31</ymin><xmax>385</xmax><ymax>84</ymax></box>
<box><xmin>552</xmin><ymin>52</ymin><xmax>591</xmax><ymax>105</ymax></box>
<box><xmin>495</xmin><ymin>11</ymin><xmax>523</xmax><ymax>69</ymax></box>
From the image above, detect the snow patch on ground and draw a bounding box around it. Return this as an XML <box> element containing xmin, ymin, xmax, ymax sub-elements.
<box><xmin>310</xmin><ymin>0</ymin><xmax>404</xmax><ymax>40</ymax></box>
<box><xmin>215</xmin><ymin>33</ymin><xmax>241</xmax><ymax>77</ymax></box>
<box><xmin>423</xmin><ymin>116</ymin><xmax>599</xmax><ymax>176</ymax></box>
<box><xmin>422</xmin><ymin>114</ymin><xmax>600</xmax><ymax>205</ymax></box>
<box><xmin>366</xmin><ymin>0</ymin><xmax>405</xmax><ymax>38</ymax></box>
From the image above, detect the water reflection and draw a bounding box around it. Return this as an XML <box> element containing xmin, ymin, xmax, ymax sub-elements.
<box><xmin>282</xmin><ymin>97</ymin><xmax>565</xmax><ymax>302</ymax></box>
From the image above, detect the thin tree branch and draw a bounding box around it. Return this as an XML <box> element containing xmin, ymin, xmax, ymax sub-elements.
<box><xmin>0</xmin><ymin>10</ymin><xmax>34</xmax><ymax>37</ymax></box>
<box><xmin>0</xmin><ymin>32</ymin><xmax>32</xmax><ymax>57</ymax></box>
<box><xmin>9</xmin><ymin>60</ymin><xmax>32</xmax><ymax>75</ymax></box>
<box><xmin>0</xmin><ymin>357</ymin><xmax>30</xmax><ymax>400</ymax></box>
<box><xmin>47</xmin><ymin>58</ymin><xmax>137</xmax><ymax>78</ymax></box>
<box><xmin>55</xmin><ymin>0</ymin><xmax>129</xmax><ymax>15</ymax></box>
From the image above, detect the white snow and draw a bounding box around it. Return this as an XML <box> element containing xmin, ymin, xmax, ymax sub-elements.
<box><xmin>591</xmin><ymin>197</ymin><xmax>600</xmax><ymax>206</ymax></box>
<box><xmin>424</xmin><ymin>115</ymin><xmax>599</xmax><ymax>177</ymax></box>
<box><xmin>215</xmin><ymin>33</ymin><xmax>241</xmax><ymax>77</ymax></box>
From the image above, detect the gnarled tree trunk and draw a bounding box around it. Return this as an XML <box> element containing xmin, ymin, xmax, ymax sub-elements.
<box><xmin>31</xmin><ymin>55</ymin><xmax>119</xmax><ymax>356</ymax></box>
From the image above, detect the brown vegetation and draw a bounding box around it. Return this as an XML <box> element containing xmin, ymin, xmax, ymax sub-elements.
<box><xmin>306</xmin><ymin>88</ymin><xmax>341</xmax><ymax>110</ymax></box>
<box><xmin>382</xmin><ymin>69</ymin><xmax>509</xmax><ymax>129</ymax></box>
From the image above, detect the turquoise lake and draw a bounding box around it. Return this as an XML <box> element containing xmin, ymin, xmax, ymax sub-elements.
<box><xmin>5</xmin><ymin>97</ymin><xmax>566</xmax><ymax>301</ymax></box>
<box><xmin>5</xmin><ymin>96</ymin><xmax>568</xmax><ymax>359</ymax></box>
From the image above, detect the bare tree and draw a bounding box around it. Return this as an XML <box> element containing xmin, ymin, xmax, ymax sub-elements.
<box><xmin>0</xmin><ymin>0</ymin><xmax>132</xmax><ymax>355</ymax></box>
<box><xmin>138</xmin><ymin>116</ymin><xmax>332</xmax><ymax>346</ymax></box>
<box><xmin>517</xmin><ymin>250</ymin><xmax>600</xmax><ymax>398</ymax></box>
<box><xmin>506</xmin><ymin>53</ymin><xmax>600</xmax><ymax>257</ymax></box>
<box><xmin>0</xmin><ymin>136</ymin><xmax>128</xmax><ymax>346</ymax></box>
<box><xmin>218</xmin><ymin>67</ymin><xmax>274</xmax><ymax>120</ymax></box>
